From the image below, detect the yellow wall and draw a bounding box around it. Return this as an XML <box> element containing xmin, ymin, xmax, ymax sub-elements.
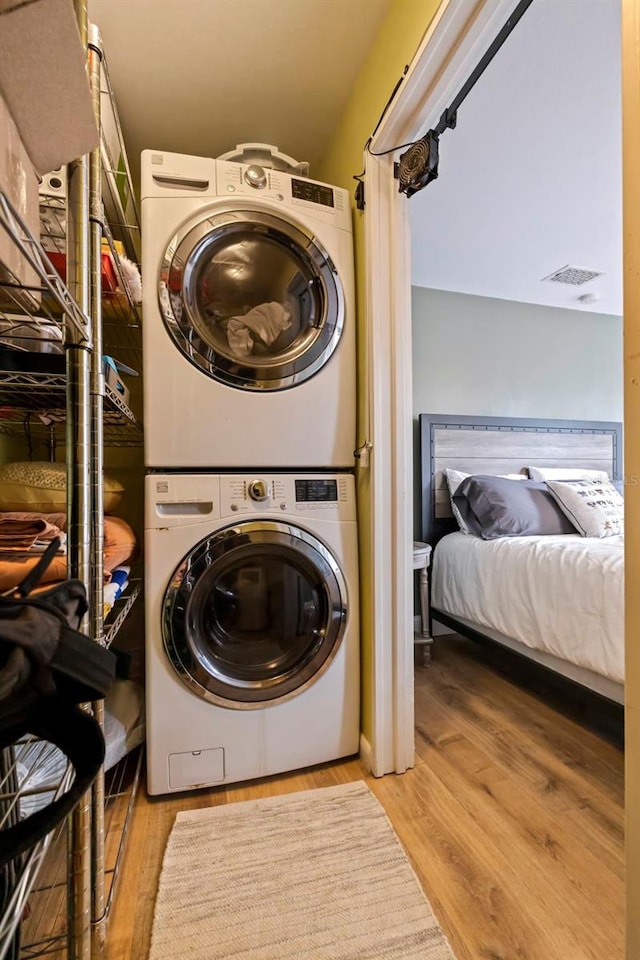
<box><xmin>316</xmin><ymin>0</ymin><xmax>442</xmax><ymax>741</ymax></box>
<box><xmin>623</xmin><ymin>2</ymin><xmax>640</xmax><ymax>953</ymax></box>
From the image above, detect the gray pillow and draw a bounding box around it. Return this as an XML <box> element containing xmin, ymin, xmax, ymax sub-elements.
<box><xmin>452</xmin><ymin>475</ymin><xmax>578</xmax><ymax>539</ymax></box>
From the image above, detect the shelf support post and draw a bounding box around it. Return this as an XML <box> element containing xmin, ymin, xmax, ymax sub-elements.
<box><xmin>88</xmin><ymin>22</ymin><xmax>107</xmax><ymax>960</ymax></box>
<box><xmin>66</xmin><ymin>1</ymin><xmax>93</xmax><ymax>958</ymax></box>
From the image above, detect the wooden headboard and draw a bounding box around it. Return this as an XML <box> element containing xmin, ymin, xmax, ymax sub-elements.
<box><xmin>419</xmin><ymin>414</ymin><xmax>623</xmax><ymax>545</ymax></box>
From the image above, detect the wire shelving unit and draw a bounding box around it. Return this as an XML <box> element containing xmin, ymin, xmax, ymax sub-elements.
<box><xmin>0</xmin><ymin>11</ymin><xmax>144</xmax><ymax>960</ymax></box>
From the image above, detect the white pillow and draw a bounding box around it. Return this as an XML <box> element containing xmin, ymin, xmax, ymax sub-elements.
<box><xmin>528</xmin><ymin>466</ymin><xmax>609</xmax><ymax>483</ymax></box>
<box><xmin>444</xmin><ymin>468</ymin><xmax>526</xmax><ymax>534</ymax></box>
<box><xmin>545</xmin><ymin>478</ymin><xmax>623</xmax><ymax>537</ymax></box>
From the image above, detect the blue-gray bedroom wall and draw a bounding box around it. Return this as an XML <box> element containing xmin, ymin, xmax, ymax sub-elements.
<box><xmin>412</xmin><ymin>287</ymin><xmax>623</xmax><ymax>421</ymax></box>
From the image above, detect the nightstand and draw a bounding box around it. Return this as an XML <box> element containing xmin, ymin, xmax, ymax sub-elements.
<box><xmin>413</xmin><ymin>541</ymin><xmax>433</xmax><ymax>664</ymax></box>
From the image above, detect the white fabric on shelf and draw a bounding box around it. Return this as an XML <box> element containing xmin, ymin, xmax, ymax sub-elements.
<box><xmin>16</xmin><ymin>679</ymin><xmax>145</xmax><ymax>819</ymax></box>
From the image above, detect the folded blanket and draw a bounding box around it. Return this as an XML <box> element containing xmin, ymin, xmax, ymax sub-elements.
<box><xmin>27</xmin><ymin>532</ymin><xmax>67</xmax><ymax>555</ymax></box>
<box><xmin>0</xmin><ymin>532</ymin><xmax>67</xmax><ymax>559</ymax></box>
<box><xmin>0</xmin><ymin>515</ymin><xmax>62</xmax><ymax>548</ymax></box>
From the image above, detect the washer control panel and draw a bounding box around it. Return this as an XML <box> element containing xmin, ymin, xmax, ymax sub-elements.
<box><xmin>219</xmin><ymin>475</ymin><xmax>355</xmax><ymax>520</ymax></box>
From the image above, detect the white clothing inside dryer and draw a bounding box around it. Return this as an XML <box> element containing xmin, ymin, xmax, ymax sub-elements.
<box><xmin>227</xmin><ymin>301</ymin><xmax>292</xmax><ymax>357</ymax></box>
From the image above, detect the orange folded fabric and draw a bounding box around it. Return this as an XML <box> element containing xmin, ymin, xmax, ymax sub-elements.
<box><xmin>0</xmin><ymin>514</ymin><xmax>137</xmax><ymax>592</ymax></box>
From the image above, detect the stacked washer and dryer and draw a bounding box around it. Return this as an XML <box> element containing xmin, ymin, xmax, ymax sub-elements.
<box><xmin>141</xmin><ymin>145</ymin><xmax>360</xmax><ymax>795</ymax></box>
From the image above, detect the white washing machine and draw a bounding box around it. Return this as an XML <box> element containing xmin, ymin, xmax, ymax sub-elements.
<box><xmin>141</xmin><ymin>150</ymin><xmax>356</xmax><ymax>469</ymax></box>
<box><xmin>145</xmin><ymin>471</ymin><xmax>359</xmax><ymax>795</ymax></box>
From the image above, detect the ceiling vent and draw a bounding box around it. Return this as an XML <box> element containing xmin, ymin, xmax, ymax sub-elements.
<box><xmin>542</xmin><ymin>265</ymin><xmax>604</xmax><ymax>286</ymax></box>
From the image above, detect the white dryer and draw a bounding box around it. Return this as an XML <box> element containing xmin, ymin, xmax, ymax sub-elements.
<box><xmin>145</xmin><ymin>471</ymin><xmax>359</xmax><ymax>795</ymax></box>
<box><xmin>141</xmin><ymin>151</ymin><xmax>356</xmax><ymax>469</ymax></box>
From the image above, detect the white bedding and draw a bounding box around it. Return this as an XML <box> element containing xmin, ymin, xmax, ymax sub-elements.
<box><xmin>431</xmin><ymin>532</ymin><xmax>624</xmax><ymax>684</ymax></box>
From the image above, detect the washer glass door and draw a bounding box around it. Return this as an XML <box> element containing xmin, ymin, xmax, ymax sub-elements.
<box><xmin>160</xmin><ymin>208</ymin><xmax>345</xmax><ymax>390</ymax></box>
<box><xmin>163</xmin><ymin>521</ymin><xmax>347</xmax><ymax>707</ymax></box>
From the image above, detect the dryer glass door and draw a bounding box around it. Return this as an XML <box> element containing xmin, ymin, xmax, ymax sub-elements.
<box><xmin>159</xmin><ymin>209</ymin><xmax>344</xmax><ymax>390</ymax></box>
<box><xmin>162</xmin><ymin>521</ymin><xmax>347</xmax><ymax>707</ymax></box>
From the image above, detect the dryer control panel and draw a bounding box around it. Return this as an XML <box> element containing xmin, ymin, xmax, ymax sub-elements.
<box><xmin>215</xmin><ymin>160</ymin><xmax>351</xmax><ymax>232</ymax></box>
<box><xmin>219</xmin><ymin>474</ymin><xmax>356</xmax><ymax>521</ymax></box>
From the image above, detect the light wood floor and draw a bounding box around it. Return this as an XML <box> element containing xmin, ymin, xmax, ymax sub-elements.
<box><xmin>107</xmin><ymin>637</ymin><xmax>624</xmax><ymax>960</ymax></box>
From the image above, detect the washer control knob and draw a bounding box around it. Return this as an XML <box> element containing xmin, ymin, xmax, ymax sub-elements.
<box><xmin>248</xmin><ymin>480</ymin><xmax>271</xmax><ymax>502</ymax></box>
<box><xmin>244</xmin><ymin>164</ymin><xmax>267</xmax><ymax>189</ymax></box>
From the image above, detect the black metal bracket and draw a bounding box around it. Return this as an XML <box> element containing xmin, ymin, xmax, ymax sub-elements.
<box><xmin>405</xmin><ymin>0</ymin><xmax>534</xmax><ymax>195</ymax></box>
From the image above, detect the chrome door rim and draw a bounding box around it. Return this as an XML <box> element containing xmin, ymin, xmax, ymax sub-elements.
<box><xmin>159</xmin><ymin>206</ymin><xmax>345</xmax><ymax>391</ymax></box>
<box><xmin>162</xmin><ymin>520</ymin><xmax>348</xmax><ymax>708</ymax></box>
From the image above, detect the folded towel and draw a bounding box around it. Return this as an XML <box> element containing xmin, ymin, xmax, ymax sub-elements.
<box><xmin>0</xmin><ymin>532</ymin><xmax>67</xmax><ymax>560</ymax></box>
<box><xmin>0</xmin><ymin>515</ymin><xmax>63</xmax><ymax>548</ymax></box>
<box><xmin>227</xmin><ymin>302</ymin><xmax>292</xmax><ymax>358</ymax></box>
<box><xmin>29</xmin><ymin>532</ymin><xmax>67</xmax><ymax>554</ymax></box>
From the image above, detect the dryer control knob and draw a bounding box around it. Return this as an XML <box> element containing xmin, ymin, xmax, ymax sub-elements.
<box><xmin>248</xmin><ymin>480</ymin><xmax>271</xmax><ymax>502</ymax></box>
<box><xmin>244</xmin><ymin>165</ymin><xmax>267</xmax><ymax>189</ymax></box>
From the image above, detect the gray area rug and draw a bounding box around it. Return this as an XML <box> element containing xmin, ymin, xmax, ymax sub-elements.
<box><xmin>148</xmin><ymin>780</ymin><xmax>455</xmax><ymax>959</ymax></box>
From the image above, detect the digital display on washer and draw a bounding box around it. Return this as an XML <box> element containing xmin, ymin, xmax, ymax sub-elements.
<box><xmin>291</xmin><ymin>179</ymin><xmax>335</xmax><ymax>208</ymax></box>
<box><xmin>295</xmin><ymin>479</ymin><xmax>338</xmax><ymax>502</ymax></box>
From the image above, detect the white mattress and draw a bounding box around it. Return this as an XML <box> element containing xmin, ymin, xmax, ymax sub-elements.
<box><xmin>431</xmin><ymin>532</ymin><xmax>624</xmax><ymax>684</ymax></box>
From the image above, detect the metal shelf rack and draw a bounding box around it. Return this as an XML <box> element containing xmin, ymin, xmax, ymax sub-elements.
<box><xmin>0</xmin><ymin>744</ymin><xmax>73</xmax><ymax>959</ymax></box>
<box><xmin>17</xmin><ymin>744</ymin><xmax>143</xmax><ymax>960</ymax></box>
<box><xmin>0</xmin><ymin>374</ymin><xmax>141</xmax><ymax>445</ymax></box>
<box><xmin>0</xmin><ymin>182</ymin><xmax>92</xmax><ymax>960</ymax></box>
<box><xmin>14</xmin><ymin>571</ymin><xmax>142</xmax><ymax>960</ymax></box>
<box><xmin>0</xmin><ymin>9</ymin><xmax>143</xmax><ymax>960</ymax></box>
<box><xmin>0</xmin><ymin>196</ymin><xmax>91</xmax><ymax>346</ymax></box>
<box><xmin>39</xmin><ymin>196</ymin><xmax>142</xmax><ymax>373</ymax></box>
<box><xmin>104</xmin><ymin>581</ymin><xmax>141</xmax><ymax>650</ymax></box>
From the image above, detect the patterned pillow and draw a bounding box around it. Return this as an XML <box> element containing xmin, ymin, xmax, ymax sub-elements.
<box><xmin>545</xmin><ymin>478</ymin><xmax>623</xmax><ymax>537</ymax></box>
<box><xmin>0</xmin><ymin>461</ymin><xmax>124</xmax><ymax>514</ymax></box>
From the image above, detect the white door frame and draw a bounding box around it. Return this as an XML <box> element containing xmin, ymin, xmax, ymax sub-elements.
<box><xmin>365</xmin><ymin>0</ymin><xmax>522</xmax><ymax>775</ymax></box>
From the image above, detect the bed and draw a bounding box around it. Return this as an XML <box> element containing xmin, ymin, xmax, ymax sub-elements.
<box><xmin>419</xmin><ymin>413</ymin><xmax>624</xmax><ymax>704</ymax></box>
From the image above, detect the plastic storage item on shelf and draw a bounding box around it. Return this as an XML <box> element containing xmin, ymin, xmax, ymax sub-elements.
<box><xmin>103</xmin><ymin>356</ymin><xmax>137</xmax><ymax>407</ymax></box>
<box><xmin>0</xmin><ymin>318</ymin><xmax>62</xmax><ymax>354</ymax></box>
<box><xmin>38</xmin><ymin>167</ymin><xmax>66</xmax><ymax>201</ymax></box>
<box><xmin>46</xmin><ymin>250</ymin><xmax>119</xmax><ymax>295</ymax></box>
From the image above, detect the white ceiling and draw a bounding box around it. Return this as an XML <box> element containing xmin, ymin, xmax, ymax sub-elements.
<box><xmin>89</xmin><ymin>0</ymin><xmax>391</xmax><ymax>184</ymax></box>
<box><xmin>410</xmin><ymin>0</ymin><xmax>622</xmax><ymax>316</ymax></box>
